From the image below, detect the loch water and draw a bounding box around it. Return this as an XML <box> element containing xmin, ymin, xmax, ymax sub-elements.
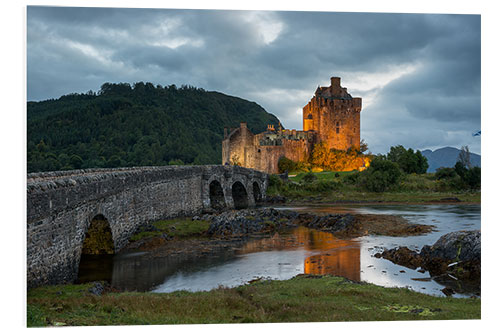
<box><xmin>77</xmin><ymin>204</ymin><xmax>480</xmax><ymax>298</ymax></box>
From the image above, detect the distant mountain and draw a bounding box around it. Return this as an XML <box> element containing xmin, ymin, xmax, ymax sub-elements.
<box><xmin>27</xmin><ymin>82</ymin><xmax>281</xmax><ymax>173</ymax></box>
<box><xmin>421</xmin><ymin>147</ymin><xmax>481</xmax><ymax>172</ymax></box>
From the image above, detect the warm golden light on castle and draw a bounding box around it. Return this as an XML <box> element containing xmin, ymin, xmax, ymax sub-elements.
<box><xmin>222</xmin><ymin>77</ymin><xmax>362</xmax><ymax>173</ymax></box>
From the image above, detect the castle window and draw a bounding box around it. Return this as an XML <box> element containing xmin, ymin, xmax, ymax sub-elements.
<box><xmin>336</xmin><ymin>121</ymin><xmax>340</xmax><ymax>134</ymax></box>
<box><xmin>336</xmin><ymin>128</ymin><xmax>339</xmax><ymax>134</ymax></box>
<box><xmin>307</xmin><ymin>114</ymin><xmax>313</xmax><ymax>119</ymax></box>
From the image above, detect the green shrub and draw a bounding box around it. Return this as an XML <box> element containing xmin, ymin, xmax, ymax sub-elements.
<box><xmin>435</xmin><ymin>167</ymin><xmax>457</xmax><ymax>180</ymax></box>
<box><xmin>303</xmin><ymin>180</ymin><xmax>341</xmax><ymax>193</ymax></box>
<box><xmin>269</xmin><ymin>174</ymin><xmax>283</xmax><ymax>187</ymax></box>
<box><xmin>463</xmin><ymin>166</ymin><xmax>481</xmax><ymax>190</ymax></box>
<box><xmin>453</xmin><ymin>162</ymin><xmax>481</xmax><ymax>190</ymax></box>
<box><xmin>399</xmin><ymin>173</ymin><xmax>436</xmax><ymax>192</ymax></box>
<box><xmin>302</xmin><ymin>172</ymin><xmax>317</xmax><ymax>183</ymax></box>
<box><xmin>278</xmin><ymin>156</ymin><xmax>297</xmax><ymax>173</ymax></box>
<box><xmin>360</xmin><ymin>156</ymin><xmax>401</xmax><ymax>192</ymax></box>
<box><xmin>343</xmin><ymin>171</ymin><xmax>361</xmax><ymax>185</ymax></box>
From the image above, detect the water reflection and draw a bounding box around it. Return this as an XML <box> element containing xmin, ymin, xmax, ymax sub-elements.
<box><xmin>77</xmin><ymin>204</ymin><xmax>480</xmax><ymax>297</ymax></box>
<box><xmin>152</xmin><ymin>227</ymin><xmax>361</xmax><ymax>293</ymax></box>
<box><xmin>237</xmin><ymin>227</ymin><xmax>361</xmax><ymax>281</ymax></box>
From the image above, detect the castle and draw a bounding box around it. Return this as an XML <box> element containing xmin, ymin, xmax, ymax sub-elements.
<box><xmin>222</xmin><ymin>77</ymin><xmax>362</xmax><ymax>174</ymax></box>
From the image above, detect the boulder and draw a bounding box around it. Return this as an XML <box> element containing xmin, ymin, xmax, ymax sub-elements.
<box><xmin>420</xmin><ymin>230</ymin><xmax>480</xmax><ymax>262</ymax></box>
<box><xmin>377</xmin><ymin>230</ymin><xmax>480</xmax><ymax>281</ymax></box>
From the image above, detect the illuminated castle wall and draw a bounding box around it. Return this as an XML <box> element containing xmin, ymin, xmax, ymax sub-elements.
<box><xmin>222</xmin><ymin>77</ymin><xmax>362</xmax><ymax>174</ymax></box>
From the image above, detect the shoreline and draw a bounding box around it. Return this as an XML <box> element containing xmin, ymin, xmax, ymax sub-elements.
<box><xmin>27</xmin><ymin>274</ymin><xmax>480</xmax><ymax>327</ymax></box>
<box><xmin>270</xmin><ymin>200</ymin><xmax>481</xmax><ymax>206</ymax></box>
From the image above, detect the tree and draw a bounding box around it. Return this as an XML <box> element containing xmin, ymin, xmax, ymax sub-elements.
<box><xmin>359</xmin><ymin>156</ymin><xmax>401</xmax><ymax>192</ymax></box>
<box><xmin>415</xmin><ymin>150</ymin><xmax>429</xmax><ymax>174</ymax></box>
<box><xmin>310</xmin><ymin>142</ymin><xmax>330</xmax><ymax>168</ymax></box>
<box><xmin>70</xmin><ymin>154</ymin><xmax>84</xmax><ymax>169</ymax></box>
<box><xmin>387</xmin><ymin>145</ymin><xmax>428</xmax><ymax>174</ymax></box>
<box><xmin>360</xmin><ymin>139</ymin><xmax>369</xmax><ymax>153</ymax></box>
<box><xmin>457</xmin><ymin>145</ymin><xmax>472</xmax><ymax>169</ymax></box>
<box><xmin>454</xmin><ymin>161</ymin><xmax>480</xmax><ymax>190</ymax></box>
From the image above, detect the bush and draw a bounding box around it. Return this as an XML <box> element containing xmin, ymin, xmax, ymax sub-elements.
<box><xmin>267</xmin><ymin>174</ymin><xmax>285</xmax><ymax>196</ymax></box>
<box><xmin>278</xmin><ymin>156</ymin><xmax>297</xmax><ymax>173</ymax></box>
<box><xmin>310</xmin><ymin>142</ymin><xmax>367</xmax><ymax>171</ymax></box>
<box><xmin>359</xmin><ymin>156</ymin><xmax>402</xmax><ymax>192</ymax></box>
<box><xmin>304</xmin><ymin>180</ymin><xmax>341</xmax><ymax>192</ymax></box>
<box><xmin>343</xmin><ymin>171</ymin><xmax>361</xmax><ymax>185</ymax></box>
<box><xmin>453</xmin><ymin>162</ymin><xmax>481</xmax><ymax>190</ymax></box>
<box><xmin>302</xmin><ymin>172</ymin><xmax>317</xmax><ymax>183</ymax></box>
<box><xmin>400</xmin><ymin>173</ymin><xmax>436</xmax><ymax>192</ymax></box>
<box><xmin>435</xmin><ymin>167</ymin><xmax>457</xmax><ymax>180</ymax></box>
<box><xmin>463</xmin><ymin>166</ymin><xmax>481</xmax><ymax>190</ymax></box>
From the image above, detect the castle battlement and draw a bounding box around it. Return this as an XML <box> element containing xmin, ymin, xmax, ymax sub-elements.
<box><xmin>222</xmin><ymin>76</ymin><xmax>362</xmax><ymax>173</ymax></box>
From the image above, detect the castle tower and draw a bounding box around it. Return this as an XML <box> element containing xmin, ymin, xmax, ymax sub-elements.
<box><xmin>302</xmin><ymin>77</ymin><xmax>362</xmax><ymax>151</ymax></box>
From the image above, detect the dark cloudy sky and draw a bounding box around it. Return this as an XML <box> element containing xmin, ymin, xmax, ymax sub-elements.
<box><xmin>27</xmin><ymin>6</ymin><xmax>481</xmax><ymax>155</ymax></box>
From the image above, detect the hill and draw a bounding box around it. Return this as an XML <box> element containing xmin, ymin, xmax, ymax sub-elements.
<box><xmin>27</xmin><ymin>82</ymin><xmax>281</xmax><ymax>173</ymax></box>
<box><xmin>421</xmin><ymin>147</ymin><xmax>481</xmax><ymax>172</ymax></box>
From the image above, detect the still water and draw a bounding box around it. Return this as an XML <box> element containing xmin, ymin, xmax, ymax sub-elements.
<box><xmin>77</xmin><ymin>204</ymin><xmax>480</xmax><ymax>297</ymax></box>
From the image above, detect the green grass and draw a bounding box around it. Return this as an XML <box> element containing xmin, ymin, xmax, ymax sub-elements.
<box><xmin>269</xmin><ymin>172</ymin><xmax>481</xmax><ymax>203</ymax></box>
<box><xmin>129</xmin><ymin>218</ymin><xmax>210</xmax><ymax>242</ymax></box>
<box><xmin>27</xmin><ymin>275</ymin><xmax>480</xmax><ymax>326</ymax></box>
<box><xmin>289</xmin><ymin>171</ymin><xmax>356</xmax><ymax>182</ymax></box>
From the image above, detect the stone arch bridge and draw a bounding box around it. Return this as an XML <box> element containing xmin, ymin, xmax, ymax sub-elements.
<box><xmin>27</xmin><ymin>165</ymin><xmax>268</xmax><ymax>288</ymax></box>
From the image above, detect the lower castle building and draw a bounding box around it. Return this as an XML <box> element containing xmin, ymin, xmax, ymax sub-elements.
<box><xmin>222</xmin><ymin>77</ymin><xmax>362</xmax><ymax>174</ymax></box>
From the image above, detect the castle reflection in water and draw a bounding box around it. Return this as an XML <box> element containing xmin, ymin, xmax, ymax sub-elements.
<box><xmin>238</xmin><ymin>227</ymin><xmax>361</xmax><ymax>281</ymax></box>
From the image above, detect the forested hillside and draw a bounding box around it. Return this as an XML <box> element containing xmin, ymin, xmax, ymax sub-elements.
<box><xmin>27</xmin><ymin>82</ymin><xmax>280</xmax><ymax>173</ymax></box>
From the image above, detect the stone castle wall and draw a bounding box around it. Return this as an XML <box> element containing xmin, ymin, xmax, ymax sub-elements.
<box><xmin>222</xmin><ymin>124</ymin><xmax>315</xmax><ymax>174</ymax></box>
<box><xmin>222</xmin><ymin>76</ymin><xmax>362</xmax><ymax>173</ymax></box>
<box><xmin>302</xmin><ymin>78</ymin><xmax>362</xmax><ymax>151</ymax></box>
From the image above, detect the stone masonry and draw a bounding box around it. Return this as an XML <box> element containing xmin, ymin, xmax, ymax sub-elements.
<box><xmin>222</xmin><ymin>77</ymin><xmax>362</xmax><ymax>173</ymax></box>
<box><xmin>27</xmin><ymin>165</ymin><xmax>268</xmax><ymax>288</ymax></box>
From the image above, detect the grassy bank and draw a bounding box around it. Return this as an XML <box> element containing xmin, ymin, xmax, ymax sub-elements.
<box><xmin>27</xmin><ymin>275</ymin><xmax>480</xmax><ymax>326</ymax></box>
<box><xmin>129</xmin><ymin>217</ymin><xmax>210</xmax><ymax>242</ymax></box>
<box><xmin>270</xmin><ymin>171</ymin><xmax>480</xmax><ymax>203</ymax></box>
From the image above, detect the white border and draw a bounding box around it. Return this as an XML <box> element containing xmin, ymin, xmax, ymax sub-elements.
<box><xmin>4</xmin><ymin>1</ymin><xmax>497</xmax><ymax>332</ymax></box>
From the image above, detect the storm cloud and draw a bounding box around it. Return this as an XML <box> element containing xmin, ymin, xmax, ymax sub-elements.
<box><xmin>27</xmin><ymin>6</ymin><xmax>481</xmax><ymax>154</ymax></box>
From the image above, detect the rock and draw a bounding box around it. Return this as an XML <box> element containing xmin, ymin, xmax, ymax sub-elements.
<box><xmin>420</xmin><ymin>230</ymin><xmax>480</xmax><ymax>262</ymax></box>
<box><xmin>377</xmin><ymin>247</ymin><xmax>423</xmax><ymax>269</ymax></box>
<box><xmin>88</xmin><ymin>281</ymin><xmax>105</xmax><ymax>296</ymax></box>
<box><xmin>377</xmin><ymin>230</ymin><xmax>481</xmax><ymax>282</ymax></box>
<box><xmin>441</xmin><ymin>287</ymin><xmax>455</xmax><ymax>297</ymax></box>
<box><xmin>295</xmin><ymin>213</ymin><xmax>362</xmax><ymax>235</ymax></box>
<box><xmin>205</xmin><ymin>208</ymin><xmax>300</xmax><ymax>236</ymax></box>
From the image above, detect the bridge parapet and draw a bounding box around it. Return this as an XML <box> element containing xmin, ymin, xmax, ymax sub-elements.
<box><xmin>27</xmin><ymin>165</ymin><xmax>268</xmax><ymax>288</ymax></box>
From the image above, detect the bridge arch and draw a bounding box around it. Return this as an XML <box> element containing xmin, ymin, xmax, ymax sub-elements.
<box><xmin>209</xmin><ymin>179</ymin><xmax>226</xmax><ymax>210</ymax></box>
<box><xmin>27</xmin><ymin>165</ymin><xmax>269</xmax><ymax>288</ymax></box>
<box><xmin>81</xmin><ymin>214</ymin><xmax>115</xmax><ymax>255</ymax></box>
<box><xmin>253</xmin><ymin>181</ymin><xmax>263</xmax><ymax>204</ymax></box>
<box><xmin>231</xmin><ymin>181</ymin><xmax>249</xmax><ymax>209</ymax></box>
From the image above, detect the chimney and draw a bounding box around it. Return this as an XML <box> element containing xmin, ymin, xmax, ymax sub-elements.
<box><xmin>331</xmin><ymin>77</ymin><xmax>341</xmax><ymax>88</ymax></box>
<box><xmin>240</xmin><ymin>122</ymin><xmax>247</xmax><ymax>129</ymax></box>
